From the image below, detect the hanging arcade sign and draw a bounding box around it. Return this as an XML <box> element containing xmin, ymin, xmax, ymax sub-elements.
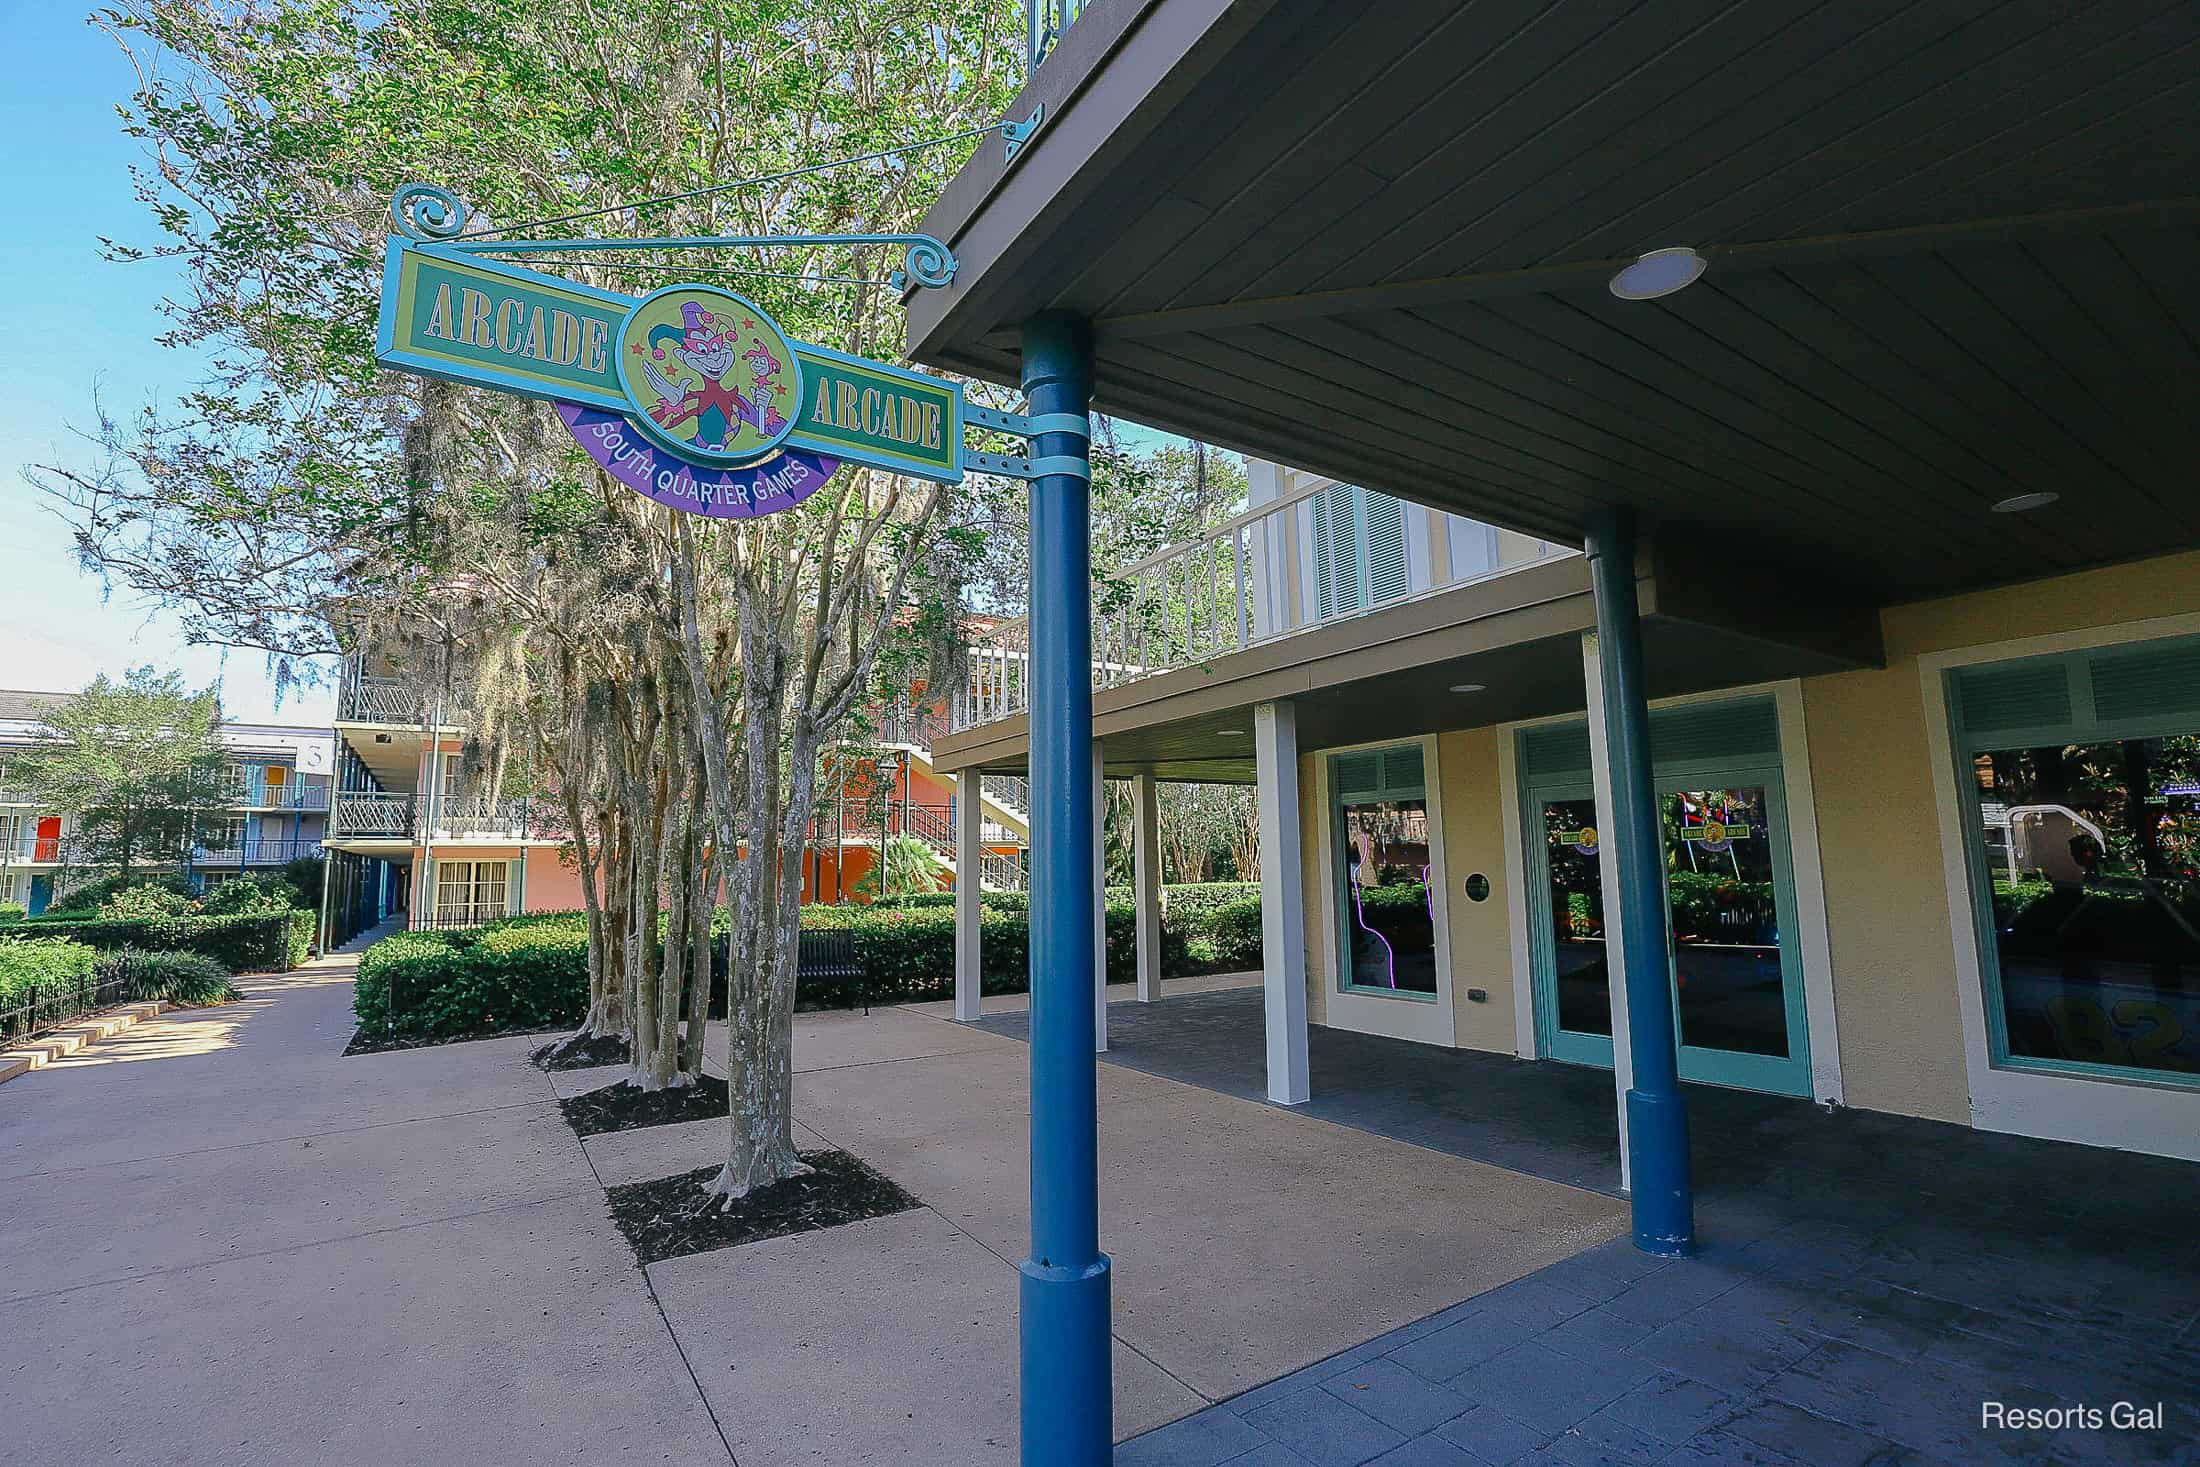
<box><xmin>372</xmin><ymin>185</ymin><xmax>991</xmax><ymax>518</ymax></box>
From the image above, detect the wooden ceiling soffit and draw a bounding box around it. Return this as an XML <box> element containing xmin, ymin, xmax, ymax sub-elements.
<box><xmin>1094</xmin><ymin>198</ymin><xmax>2200</xmax><ymax>342</ymax></box>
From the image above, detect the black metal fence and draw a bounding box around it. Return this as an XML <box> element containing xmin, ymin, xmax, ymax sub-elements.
<box><xmin>0</xmin><ymin>970</ymin><xmax>135</xmax><ymax>1044</ymax></box>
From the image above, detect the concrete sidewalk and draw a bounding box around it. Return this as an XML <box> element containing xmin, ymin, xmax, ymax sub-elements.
<box><xmin>0</xmin><ymin>959</ymin><xmax>726</xmax><ymax>1467</ymax></box>
<box><xmin>0</xmin><ymin>967</ymin><xmax>1625</xmax><ymax>1465</ymax></box>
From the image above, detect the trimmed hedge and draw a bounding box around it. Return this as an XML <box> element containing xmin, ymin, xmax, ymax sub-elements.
<box><xmin>1</xmin><ymin>909</ymin><xmax>313</xmax><ymax>974</ymax></box>
<box><xmin>355</xmin><ymin>922</ymin><xmax>591</xmax><ymax>1037</ymax></box>
<box><xmin>349</xmin><ymin>883</ymin><xmax>1235</xmax><ymax>1035</ymax></box>
<box><xmin>1206</xmin><ymin>898</ymin><xmax>1264</xmax><ymax>969</ymax></box>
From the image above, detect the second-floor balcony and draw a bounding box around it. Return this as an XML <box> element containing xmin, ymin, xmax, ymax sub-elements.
<box><xmin>0</xmin><ymin>835</ymin><xmax>62</xmax><ymax>864</ymax></box>
<box><xmin>329</xmin><ymin>792</ymin><xmax>547</xmax><ymax>843</ymax></box>
<box><xmin>214</xmin><ymin>779</ymin><xmax>330</xmax><ymax>811</ymax></box>
<box><xmin>338</xmin><ymin>675</ymin><xmax>472</xmax><ymax>726</ymax></box>
<box><xmin>190</xmin><ymin>835</ymin><xmax>322</xmax><ymax>866</ymax></box>
<box><xmin>952</xmin><ymin>478</ymin><xmax>1566</xmax><ymax>733</ymax></box>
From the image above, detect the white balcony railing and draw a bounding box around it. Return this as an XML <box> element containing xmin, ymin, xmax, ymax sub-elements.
<box><xmin>952</xmin><ymin>483</ymin><xmax>1569</xmax><ymax>733</ymax></box>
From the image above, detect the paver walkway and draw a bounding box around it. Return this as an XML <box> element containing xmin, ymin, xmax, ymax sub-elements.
<box><xmin>988</xmin><ymin>989</ymin><xmax>2200</xmax><ymax>1467</ymax></box>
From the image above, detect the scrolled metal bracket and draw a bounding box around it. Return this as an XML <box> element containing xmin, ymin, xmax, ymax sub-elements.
<box><xmin>1002</xmin><ymin>105</ymin><xmax>1046</xmax><ymax>163</ymax></box>
<box><xmin>386</xmin><ymin>185</ymin><xmax>960</xmax><ymax>291</ymax></box>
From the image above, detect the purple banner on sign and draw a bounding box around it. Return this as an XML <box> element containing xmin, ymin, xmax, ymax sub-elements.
<box><xmin>557</xmin><ymin>401</ymin><xmax>838</xmax><ymax>519</ymax></box>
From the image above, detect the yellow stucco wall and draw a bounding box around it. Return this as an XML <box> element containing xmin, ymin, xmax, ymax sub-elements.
<box><xmin>1803</xmin><ymin>549</ymin><xmax>2200</xmax><ymax>1124</ymax></box>
<box><xmin>1436</xmin><ymin>728</ymin><xmax>1519</xmax><ymax>1054</ymax></box>
<box><xmin>1299</xmin><ymin>751</ymin><xmax>1329</xmax><ymax>1027</ymax></box>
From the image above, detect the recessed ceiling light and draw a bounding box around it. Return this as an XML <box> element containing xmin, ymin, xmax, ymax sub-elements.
<box><xmin>1449</xmin><ymin>683</ymin><xmax>1486</xmax><ymax>694</ymax></box>
<box><xmin>1991</xmin><ymin>491</ymin><xmax>2059</xmax><ymax>514</ymax></box>
<box><xmin>1609</xmin><ymin>247</ymin><xmax>1706</xmax><ymax>301</ymax></box>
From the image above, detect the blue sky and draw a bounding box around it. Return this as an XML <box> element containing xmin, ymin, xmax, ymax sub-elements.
<box><xmin>0</xmin><ymin>5</ymin><xmax>336</xmax><ymax>726</ymax></box>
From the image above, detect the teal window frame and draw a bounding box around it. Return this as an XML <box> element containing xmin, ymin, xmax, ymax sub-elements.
<box><xmin>1329</xmin><ymin>743</ymin><xmax>1437</xmax><ymax>1003</ymax></box>
<box><xmin>1945</xmin><ymin>635</ymin><xmax>2200</xmax><ymax>1092</ymax></box>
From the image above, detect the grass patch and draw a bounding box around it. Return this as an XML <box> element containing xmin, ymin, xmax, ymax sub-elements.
<box><xmin>605</xmin><ymin>1152</ymin><xmax>920</xmax><ymax>1266</ymax></box>
<box><xmin>559</xmin><ymin>1074</ymin><xmax>728</xmax><ymax>1137</ymax></box>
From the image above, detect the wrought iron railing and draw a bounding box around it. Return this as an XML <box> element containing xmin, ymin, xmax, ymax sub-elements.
<box><xmin>981</xmin><ymin>774</ymin><xmax>1030</xmax><ymax>818</ymax></box>
<box><xmin>952</xmin><ymin>486</ymin><xmax>1570</xmax><ymax>732</ymax></box>
<box><xmin>338</xmin><ymin>675</ymin><xmax>471</xmax><ymax>725</ymax></box>
<box><xmin>214</xmin><ymin>780</ymin><xmax>330</xmax><ymax>811</ymax></box>
<box><xmin>190</xmin><ymin>836</ymin><xmax>320</xmax><ymax>866</ymax></box>
<box><xmin>329</xmin><ymin>791</ymin><xmax>538</xmax><ymax>841</ymax></box>
<box><xmin>0</xmin><ymin>835</ymin><xmax>63</xmax><ymax>864</ymax></box>
<box><xmin>0</xmin><ymin>967</ymin><xmax>135</xmax><ymax>1043</ymax></box>
<box><xmin>1029</xmin><ymin>0</ymin><xmax>1086</xmax><ymax>69</ymax></box>
<box><xmin>979</xmin><ymin>851</ymin><xmax>1027</xmax><ymax>892</ymax></box>
<box><xmin>331</xmin><ymin>792</ymin><xmax>415</xmax><ymax>838</ymax></box>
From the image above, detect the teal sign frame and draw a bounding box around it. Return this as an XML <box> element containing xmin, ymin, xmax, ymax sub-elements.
<box><xmin>376</xmin><ymin>237</ymin><xmax>965</xmax><ymax>485</ymax></box>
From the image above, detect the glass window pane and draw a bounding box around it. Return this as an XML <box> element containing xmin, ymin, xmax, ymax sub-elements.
<box><xmin>1542</xmin><ymin>798</ymin><xmax>1610</xmax><ymax>1036</ymax></box>
<box><xmin>1974</xmin><ymin>738</ymin><xmax>2200</xmax><ymax>1079</ymax></box>
<box><xmin>1664</xmin><ymin>787</ymin><xmax>1789</xmax><ymax>1058</ymax></box>
<box><xmin>1338</xmin><ymin>797</ymin><xmax>1436</xmax><ymax>995</ymax></box>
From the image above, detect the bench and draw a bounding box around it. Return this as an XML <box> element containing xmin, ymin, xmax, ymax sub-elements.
<box><xmin>796</xmin><ymin>928</ymin><xmax>868</xmax><ymax>1013</ymax></box>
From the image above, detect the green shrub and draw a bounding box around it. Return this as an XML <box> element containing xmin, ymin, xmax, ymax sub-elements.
<box><xmin>1206</xmin><ymin>898</ymin><xmax>1265</xmax><ymax>969</ymax></box>
<box><xmin>101</xmin><ymin>884</ymin><xmax>198</xmax><ymax>920</ymax></box>
<box><xmin>99</xmin><ymin>948</ymin><xmax>239</xmax><ymax>1006</ymax></box>
<box><xmin>280</xmin><ymin>855</ymin><xmax>326</xmax><ymax>908</ymax></box>
<box><xmin>0</xmin><ymin>939</ymin><xmax>103</xmax><ymax>1036</ymax></box>
<box><xmin>1152</xmin><ymin>882</ymin><xmax>1260</xmax><ymax>929</ymax></box>
<box><xmin>3</xmin><ymin>910</ymin><xmax>312</xmax><ymax>973</ymax></box>
<box><xmin>1665</xmin><ymin>871</ymin><xmax>1774</xmax><ymax>941</ymax></box>
<box><xmin>354</xmin><ymin>923</ymin><xmax>589</xmax><ymax>1036</ymax></box>
<box><xmin>0</xmin><ymin>903</ymin><xmax>25</xmax><ymax>923</ymax></box>
<box><xmin>48</xmin><ymin>872</ymin><xmax>193</xmax><ymax>916</ymax></box>
<box><xmin>198</xmin><ymin>874</ymin><xmax>304</xmax><ymax>915</ymax></box>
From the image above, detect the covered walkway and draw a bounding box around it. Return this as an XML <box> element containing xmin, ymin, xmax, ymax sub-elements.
<box><xmin>975</xmin><ymin>988</ymin><xmax>2200</xmax><ymax>1464</ymax></box>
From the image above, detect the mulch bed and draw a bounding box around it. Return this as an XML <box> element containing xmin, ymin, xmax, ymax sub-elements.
<box><xmin>343</xmin><ymin>1023</ymin><xmax>562</xmax><ymax>1056</ymax></box>
<box><xmin>559</xmin><ymin>1074</ymin><xmax>729</xmax><ymax>1137</ymax></box>
<box><xmin>605</xmin><ymin>1151</ymin><xmax>921</xmax><ymax>1266</ymax></box>
<box><xmin>530</xmin><ymin>1033</ymin><xmax>632</xmax><ymax>1071</ymax></box>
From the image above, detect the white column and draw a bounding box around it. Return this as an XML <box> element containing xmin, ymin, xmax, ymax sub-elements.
<box><xmin>1254</xmin><ymin>700</ymin><xmax>1310</xmax><ymax>1104</ymax></box>
<box><xmin>954</xmin><ymin>770</ymin><xmax>984</xmax><ymax>1021</ymax></box>
<box><xmin>1581</xmin><ymin>630</ymin><xmax>1638</xmax><ymax>1193</ymax></box>
<box><xmin>1093</xmin><ymin>741</ymin><xmax>1108</xmax><ymax>1051</ymax></box>
<box><xmin>1131</xmin><ymin>772</ymin><xmax>1162</xmax><ymax>1002</ymax></box>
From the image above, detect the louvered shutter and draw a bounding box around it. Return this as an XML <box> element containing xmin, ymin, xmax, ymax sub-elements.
<box><xmin>2086</xmin><ymin>640</ymin><xmax>2200</xmax><ymax>724</ymax></box>
<box><xmin>1365</xmin><ymin>492</ymin><xmax>1409</xmax><ymax>604</ymax></box>
<box><xmin>1950</xmin><ymin>657</ymin><xmax>2074</xmax><ymax>740</ymax></box>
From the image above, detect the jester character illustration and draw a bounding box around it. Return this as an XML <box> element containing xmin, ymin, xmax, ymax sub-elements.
<box><xmin>631</xmin><ymin>298</ymin><xmax>790</xmax><ymax>456</ymax></box>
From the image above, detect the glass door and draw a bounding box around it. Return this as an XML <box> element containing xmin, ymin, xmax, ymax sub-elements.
<box><xmin>1526</xmin><ymin>769</ymin><xmax>1812</xmax><ymax>1096</ymax></box>
<box><xmin>1661</xmin><ymin>781</ymin><xmax>1810</xmax><ymax>1095</ymax></box>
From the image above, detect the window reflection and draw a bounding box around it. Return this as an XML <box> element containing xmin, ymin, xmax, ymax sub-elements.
<box><xmin>1339</xmin><ymin>798</ymin><xmax>1437</xmax><ymax>995</ymax></box>
<box><xmin>1974</xmin><ymin>738</ymin><xmax>2200</xmax><ymax>1078</ymax></box>
<box><xmin>1542</xmin><ymin>799</ymin><xmax>1610</xmax><ymax>1035</ymax></box>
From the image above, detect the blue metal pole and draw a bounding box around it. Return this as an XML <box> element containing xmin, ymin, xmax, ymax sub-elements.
<box><xmin>1018</xmin><ymin>311</ymin><xmax>1111</xmax><ymax>1463</ymax></box>
<box><xmin>1583</xmin><ymin>508</ymin><xmax>1694</xmax><ymax>1256</ymax></box>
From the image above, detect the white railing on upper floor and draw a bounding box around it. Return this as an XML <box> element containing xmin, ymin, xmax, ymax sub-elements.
<box><xmin>951</xmin><ymin>483</ymin><xmax>1570</xmax><ymax>733</ymax></box>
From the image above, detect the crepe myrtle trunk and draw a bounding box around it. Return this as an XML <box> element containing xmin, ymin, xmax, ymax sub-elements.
<box><xmin>681</xmin><ymin>794</ymin><xmax>715</xmax><ymax>1081</ymax></box>
<box><xmin>547</xmin><ymin>701</ymin><xmax>624</xmax><ymax>1056</ymax></box>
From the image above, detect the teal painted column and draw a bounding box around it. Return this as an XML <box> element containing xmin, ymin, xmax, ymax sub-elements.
<box><xmin>1584</xmin><ymin>508</ymin><xmax>1694</xmax><ymax>1255</ymax></box>
<box><xmin>1017</xmin><ymin>311</ymin><xmax>1112</xmax><ymax>1463</ymax></box>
